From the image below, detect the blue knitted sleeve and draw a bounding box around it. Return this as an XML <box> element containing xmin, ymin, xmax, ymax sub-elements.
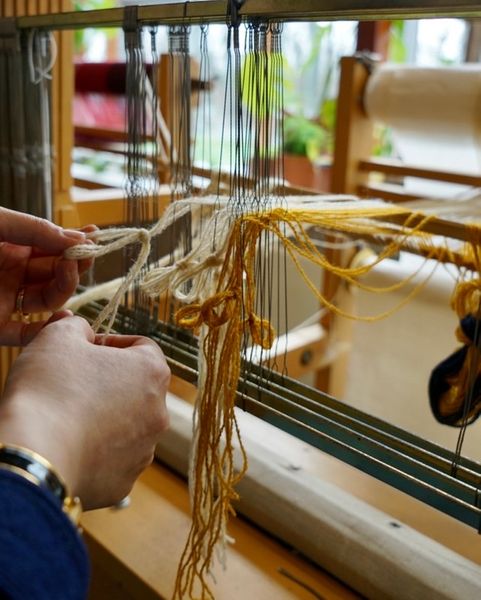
<box><xmin>0</xmin><ymin>469</ymin><xmax>90</xmax><ymax>600</ymax></box>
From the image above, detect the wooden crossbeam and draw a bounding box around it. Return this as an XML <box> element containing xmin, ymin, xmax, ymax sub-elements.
<box><xmin>360</xmin><ymin>157</ymin><xmax>481</xmax><ymax>188</ymax></box>
<box><xmin>6</xmin><ymin>1</ymin><xmax>481</xmax><ymax>31</ymax></box>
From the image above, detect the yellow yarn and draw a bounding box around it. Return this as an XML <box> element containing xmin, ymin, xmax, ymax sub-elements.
<box><xmin>170</xmin><ymin>204</ymin><xmax>481</xmax><ymax>599</ymax></box>
<box><xmin>450</xmin><ymin>227</ymin><xmax>481</xmax><ymax>320</ymax></box>
<box><xmin>65</xmin><ymin>198</ymin><xmax>481</xmax><ymax>599</ymax></box>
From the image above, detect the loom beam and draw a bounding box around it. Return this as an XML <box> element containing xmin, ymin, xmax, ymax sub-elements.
<box><xmin>9</xmin><ymin>1</ymin><xmax>481</xmax><ymax>31</ymax></box>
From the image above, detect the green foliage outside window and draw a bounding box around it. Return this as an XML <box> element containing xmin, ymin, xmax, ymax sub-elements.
<box><xmin>73</xmin><ymin>1</ymin><xmax>118</xmax><ymax>57</ymax></box>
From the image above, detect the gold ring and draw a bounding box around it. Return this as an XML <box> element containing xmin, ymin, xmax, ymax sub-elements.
<box><xmin>15</xmin><ymin>288</ymin><xmax>30</xmax><ymax>323</ymax></box>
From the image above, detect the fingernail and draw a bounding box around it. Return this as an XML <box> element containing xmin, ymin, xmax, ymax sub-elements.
<box><xmin>63</xmin><ymin>229</ymin><xmax>86</xmax><ymax>241</ymax></box>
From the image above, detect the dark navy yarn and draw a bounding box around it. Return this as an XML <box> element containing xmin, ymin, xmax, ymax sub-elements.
<box><xmin>429</xmin><ymin>314</ymin><xmax>481</xmax><ymax>426</ymax></box>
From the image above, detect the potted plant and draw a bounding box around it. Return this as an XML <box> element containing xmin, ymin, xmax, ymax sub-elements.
<box><xmin>282</xmin><ymin>110</ymin><xmax>333</xmax><ymax>191</ymax></box>
<box><xmin>239</xmin><ymin>22</ymin><xmax>342</xmax><ymax>191</ymax></box>
<box><xmin>281</xmin><ymin>23</ymin><xmax>337</xmax><ymax>191</ymax></box>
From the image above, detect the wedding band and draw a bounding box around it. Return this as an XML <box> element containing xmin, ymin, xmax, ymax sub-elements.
<box><xmin>15</xmin><ymin>288</ymin><xmax>30</xmax><ymax>322</ymax></box>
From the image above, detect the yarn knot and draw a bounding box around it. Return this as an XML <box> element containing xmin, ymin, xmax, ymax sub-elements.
<box><xmin>452</xmin><ymin>278</ymin><xmax>481</xmax><ymax>320</ymax></box>
<box><xmin>176</xmin><ymin>291</ymin><xmax>237</xmax><ymax>330</ymax></box>
<box><xmin>246</xmin><ymin>313</ymin><xmax>275</xmax><ymax>349</ymax></box>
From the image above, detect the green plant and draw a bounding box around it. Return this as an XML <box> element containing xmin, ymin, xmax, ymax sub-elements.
<box><xmin>283</xmin><ymin>115</ymin><xmax>329</xmax><ymax>161</ymax></box>
<box><xmin>240</xmin><ymin>23</ymin><xmax>338</xmax><ymax>162</ymax></box>
<box><xmin>282</xmin><ymin>23</ymin><xmax>336</xmax><ymax>161</ymax></box>
<box><xmin>73</xmin><ymin>0</ymin><xmax>118</xmax><ymax>57</ymax></box>
<box><xmin>388</xmin><ymin>20</ymin><xmax>408</xmax><ymax>63</ymax></box>
<box><xmin>240</xmin><ymin>54</ymin><xmax>284</xmax><ymax>119</ymax></box>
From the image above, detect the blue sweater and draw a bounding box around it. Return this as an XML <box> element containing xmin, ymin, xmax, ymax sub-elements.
<box><xmin>0</xmin><ymin>470</ymin><xmax>89</xmax><ymax>599</ymax></box>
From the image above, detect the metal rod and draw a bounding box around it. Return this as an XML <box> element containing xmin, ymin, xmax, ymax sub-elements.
<box><xmin>83</xmin><ymin>299</ymin><xmax>481</xmax><ymax>486</ymax></box>
<box><xmin>10</xmin><ymin>0</ymin><xmax>481</xmax><ymax>31</ymax></box>
<box><xmin>78</xmin><ymin>300</ymin><xmax>481</xmax><ymax>530</ymax></box>
<box><xmin>252</xmin><ymin>369</ymin><xmax>481</xmax><ymax>488</ymax></box>
<box><xmin>241</xmin><ymin>393</ymin><xmax>481</xmax><ymax>529</ymax></box>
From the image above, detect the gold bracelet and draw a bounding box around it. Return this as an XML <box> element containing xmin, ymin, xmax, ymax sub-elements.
<box><xmin>0</xmin><ymin>443</ymin><xmax>82</xmax><ymax>528</ymax></box>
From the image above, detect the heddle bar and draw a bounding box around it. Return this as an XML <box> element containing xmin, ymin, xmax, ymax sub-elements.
<box><xmin>79</xmin><ymin>299</ymin><xmax>481</xmax><ymax>532</ymax></box>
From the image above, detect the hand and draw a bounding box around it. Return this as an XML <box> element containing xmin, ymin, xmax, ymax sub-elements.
<box><xmin>0</xmin><ymin>207</ymin><xmax>93</xmax><ymax>346</ymax></box>
<box><xmin>0</xmin><ymin>316</ymin><xmax>170</xmax><ymax>510</ymax></box>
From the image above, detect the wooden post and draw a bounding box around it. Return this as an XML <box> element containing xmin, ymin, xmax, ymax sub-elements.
<box><xmin>50</xmin><ymin>0</ymin><xmax>76</xmax><ymax>228</ymax></box>
<box><xmin>158</xmin><ymin>54</ymin><xmax>173</xmax><ymax>185</ymax></box>
<box><xmin>316</xmin><ymin>56</ymin><xmax>374</xmax><ymax>396</ymax></box>
<box><xmin>356</xmin><ymin>21</ymin><xmax>391</xmax><ymax>58</ymax></box>
<box><xmin>330</xmin><ymin>56</ymin><xmax>374</xmax><ymax>196</ymax></box>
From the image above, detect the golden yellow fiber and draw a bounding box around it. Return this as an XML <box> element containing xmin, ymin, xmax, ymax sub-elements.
<box><xmin>170</xmin><ymin>204</ymin><xmax>481</xmax><ymax>599</ymax></box>
<box><xmin>66</xmin><ymin>199</ymin><xmax>481</xmax><ymax>599</ymax></box>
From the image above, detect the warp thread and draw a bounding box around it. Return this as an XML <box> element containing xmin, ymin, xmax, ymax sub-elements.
<box><xmin>62</xmin><ymin>197</ymin><xmax>481</xmax><ymax>599</ymax></box>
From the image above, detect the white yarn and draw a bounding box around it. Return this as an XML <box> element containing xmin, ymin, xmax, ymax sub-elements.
<box><xmin>141</xmin><ymin>209</ymin><xmax>232</xmax><ymax>304</ymax></box>
<box><xmin>63</xmin><ymin>194</ymin><xmax>371</xmax><ymax>332</ymax></box>
<box><xmin>28</xmin><ymin>30</ymin><xmax>57</xmax><ymax>84</ymax></box>
<box><xmin>64</xmin><ymin>277</ymin><xmax>124</xmax><ymax>313</ymax></box>
<box><xmin>64</xmin><ymin>200</ymin><xmax>198</xmax><ymax>332</ymax></box>
<box><xmin>94</xmin><ymin>229</ymin><xmax>150</xmax><ymax>333</ymax></box>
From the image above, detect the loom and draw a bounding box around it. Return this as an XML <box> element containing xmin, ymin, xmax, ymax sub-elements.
<box><xmin>2</xmin><ymin>2</ymin><xmax>481</xmax><ymax>599</ymax></box>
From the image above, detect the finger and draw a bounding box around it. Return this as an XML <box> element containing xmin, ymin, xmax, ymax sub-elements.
<box><xmin>29</xmin><ymin>226</ymin><xmax>96</xmax><ymax>270</ymax></box>
<box><xmin>75</xmin><ymin>227</ymin><xmax>97</xmax><ymax>274</ymax></box>
<box><xmin>48</xmin><ymin>309</ymin><xmax>74</xmax><ymax>322</ymax></box>
<box><xmin>0</xmin><ymin>208</ymin><xmax>86</xmax><ymax>253</ymax></box>
<box><xmin>0</xmin><ymin>244</ymin><xmax>29</xmax><ymax>319</ymax></box>
<box><xmin>45</xmin><ymin>314</ymin><xmax>95</xmax><ymax>343</ymax></box>
<box><xmin>22</xmin><ymin>260</ymin><xmax>79</xmax><ymax>313</ymax></box>
<box><xmin>25</xmin><ymin>255</ymin><xmax>91</xmax><ymax>284</ymax></box>
<box><xmin>68</xmin><ymin>315</ymin><xmax>96</xmax><ymax>342</ymax></box>
<box><xmin>32</xmin><ymin>225</ymin><xmax>95</xmax><ymax>257</ymax></box>
<box><xmin>81</xmin><ymin>224</ymin><xmax>98</xmax><ymax>235</ymax></box>
<box><xmin>25</xmin><ymin>256</ymin><xmax>58</xmax><ymax>283</ymax></box>
<box><xmin>94</xmin><ymin>334</ymin><xmax>161</xmax><ymax>350</ymax></box>
<box><xmin>78</xmin><ymin>257</ymin><xmax>94</xmax><ymax>275</ymax></box>
<box><xmin>0</xmin><ymin>242</ymin><xmax>31</xmax><ymax>274</ymax></box>
<box><xmin>2</xmin><ymin>309</ymin><xmax>76</xmax><ymax>346</ymax></box>
<box><xmin>29</xmin><ymin>252</ymin><xmax>94</xmax><ymax>278</ymax></box>
<box><xmin>0</xmin><ymin>320</ymin><xmax>47</xmax><ymax>346</ymax></box>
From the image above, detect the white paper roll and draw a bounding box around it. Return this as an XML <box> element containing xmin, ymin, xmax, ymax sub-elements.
<box><xmin>365</xmin><ymin>64</ymin><xmax>481</xmax><ymax>197</ymax></box>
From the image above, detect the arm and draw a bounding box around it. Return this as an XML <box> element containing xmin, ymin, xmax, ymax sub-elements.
<box><xmin>0</xmin><ymin>317</ymin><xmax>170</xmax><ymax>598</ymax></box>
<box><xmin>0</xmin><ymin>210</ymin><xmax>170</xmax><ymax>597</ymax></box>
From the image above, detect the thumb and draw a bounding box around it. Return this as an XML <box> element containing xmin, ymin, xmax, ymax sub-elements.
<box><xmin>43</xmin><ymin>314</ymin><xmax>96</xmax><ymax>344</ymax></box>
<box><xmin>0</xmin><ymin>310</ymin><xmax>75</xmax><ymax>347</ymax></box>
<box><xmin>46</xmin><ymin>309</ymin><xmax>74</xmax><ymax>324</ymax></box>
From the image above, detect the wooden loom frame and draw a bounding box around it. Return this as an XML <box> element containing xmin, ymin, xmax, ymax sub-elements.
<box><xmin>316</xmin><ymin>51</ymin><xmax>481</xmax><ymax>398</ymax></box>
<box><xmin>3</xmin><ymin>2</ymin><xmax>481</xmax><ymax>598</ymax></box>
<box><xmin>3</xmin><ymin>0</ymin><xmax>481</xmax><ymax>508</ymax></box>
